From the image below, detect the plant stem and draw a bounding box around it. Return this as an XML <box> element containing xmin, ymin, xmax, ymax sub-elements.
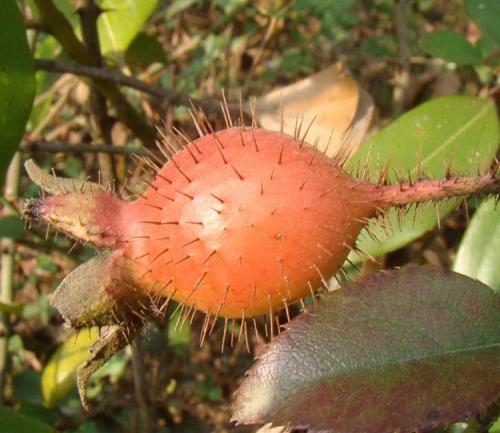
<box><xmin>22</xmin><ymin>140</ymin><xmax>147</xmax><ymax>156</ymax></box>
<box><xmin>78</xmin><ymin>0</ymin><xmax>114</xmax><ymax>185</ymax></box>
<box><xmin>33</xmin><ymin>0</ymin><xmax>156</xmax><ymax>145</ymax></box>
<box><xmin>373</xmin><ymin>173</ymin><xmax>499</xmax><ymax>208</ymax></box>
<box><xmin>34</xmin><ymin>59</ymin><xmax>237</xmax><ymax>115</ymax></box>
<box><xmin>131</xmin><ymin>337</ymin><xmax>154</xmax><ymax>433</ymax></box>
<box><xmin>0</xmin><ymin>153</ymin><xmax>22</xmax><ymax>404</ymax></box>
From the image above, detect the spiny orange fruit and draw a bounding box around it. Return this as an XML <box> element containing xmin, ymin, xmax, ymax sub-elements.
<box><xmin>24</xmin><ymin>124</ymin><xmax>499</xmax><ymax>331</ymax></box>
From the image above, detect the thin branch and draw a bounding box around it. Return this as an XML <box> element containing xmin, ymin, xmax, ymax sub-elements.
<box><xmin>34</xmin><ymin>59</ymin><xmax>226</xmax><ymax>113</ymax></box>
<box><xmin>78</xmin><ymin>0</ymin><xmax>114</xmax><ymax>184</ymax></box>
<box><xmin>33</xmin><ymin>0</ymin><xmax>156</xmax><ymax>145</ymax></box>
<box><xmin>21</xmin><ymin>140</ymin><xmax>147</xmax><ymax>156</ymax></box>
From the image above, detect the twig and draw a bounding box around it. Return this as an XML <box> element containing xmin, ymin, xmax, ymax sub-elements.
<box><xmin>35</xmin><ymin>59</ymin><xmax>228</xmax><ymax>113</ymax></box>
<box><xmin>243</xmin><ymin>15</ymin><xmax>278</xmax><ymax>90</ymax></box>
<box><xmin>21</xmin><ymin>140</ymin><xmax>147</xmax><ymax>156</ymax></box>
<box><xmin>0</xmin><ymin>153</ymin><xmax>22</xmax><ymax>404</ymax></box>
<box><xmin>131</xmin><ymin>338</ymin><xmax>154</xmax><ymax>433</ymax></box>
<box><xmin>78</xmin><ymin>0</ymin><xmax>114</xmax><ymax>184</ymax></box>
<box><xmin>33</xmin><ymin>0</ymin><xmax>156</xmax><ymax>145</ymax></box>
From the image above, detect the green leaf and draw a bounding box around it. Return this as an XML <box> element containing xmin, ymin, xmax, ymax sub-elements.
<box><xmin>233</xmin><ymin>266</ymin><xmax>500</xmax><ymax>433</ymax></box>
<box><xmin>490</xmin><ymin>417</ymin><xmax>500</xmax><ymax>433</ymax></box>
<box><xmin>124</xmin><ymin>32</ymin><xmax>166</xmax><ymax>68</ymax></box>
<box><xmin>0</xmin><ymin>215</ymin><xmax>27</xmax><ymax>240</ymax></box>
<box><xmin>0</xmin><ymin>1</ymin><xmax>35</xmax><ymax>187</ymax></box>
<box><xmin>346</xmin><ymin>95</ymin><xmax>499</xmax><ymax>260</ymax></box>
<box><xmin>41</xmin><ymin>328</ymin><xmax>99</xmax><ymax>408</ymax></box>
<box><xmin>0</xmin><ymin>406</ymin><xmax>53</xmax><ymax>433</ymax></box>
<box><xmin>419</xmin><ymin>30</ymin><xmax>482</xmax><ymax>66</ymax></box>
<box><xmin>97</xmin><ymin>0</ymin><xmax>160</xmax><ymax>54</ymax></box>
<box><xmin>453</xmin><ymin>198</ymin><xmax>500</xmax><ymax>292</ymax></box>
<box><xmin>465</xmin><ymin>0</ymin><xmax>500</xmax><ymax>46</ymax></box>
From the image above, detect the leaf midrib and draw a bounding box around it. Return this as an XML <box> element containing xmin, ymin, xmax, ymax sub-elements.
<box><xmin>413</xmin><ymin>100</ymin><xmax>490</xmax><ymax>175</ymax></box>
<box><xmin>305</xmin><ymin>341</ymin><xmax>500</xmax><ymax>381</ymax></box>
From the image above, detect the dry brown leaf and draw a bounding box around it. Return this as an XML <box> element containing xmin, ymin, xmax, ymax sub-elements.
<box><xmin>255</xmin><ymin>64</ymin><xmax>373</xmax><ymax>158</ymax></box>
<box><xmin>346</xmin><ymin>87</ymin><xmax>375</xmax><ymax>152</ymax></box>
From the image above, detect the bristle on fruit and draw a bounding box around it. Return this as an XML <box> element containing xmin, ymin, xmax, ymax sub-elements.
<box><xmin>23</xmin><ymin>100</ymin><xmax>499</xmax><ymax>408</ymax></box>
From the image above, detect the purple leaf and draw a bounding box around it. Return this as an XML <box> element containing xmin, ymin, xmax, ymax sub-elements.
<box><xmin>233</xmin><ymin>265</ymin><xmax>500</xmax><ymax>433</ymax></box>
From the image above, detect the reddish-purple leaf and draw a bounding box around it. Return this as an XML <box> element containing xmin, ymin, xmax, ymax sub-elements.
<box><xmin>233</xmin><ymin>265</ymin><xmax>500</xmax><ymax>433</ymax></box>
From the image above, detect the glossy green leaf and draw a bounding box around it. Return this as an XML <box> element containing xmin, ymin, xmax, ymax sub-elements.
<box><xmin>453</xmin><ymin>198</ymin><xmax>500</xmax><ymax>292</ymax></box>
<box><xmin>465</xmin><ymin>0</ymin><xmax>500</xmax><ymax>46</ymax></box>
<box><xmin>233</xmin><ymin>266</ymin><xmax>500</xmax><ymax>433</ymax></box>
<box><xmin>419</xmin><ymin>30</ymin><xmax>482</xmax><ymax>66</ymax></box>
<box><xmin>0</xmin><ymin>406</ymin><xmax>53</xmax><ymax>433</ymax></box>
<box><xmin>0</xmin><ymin>215</ymin><xmax>27</xmax><ymax>240</ymax></box>
<box><xmin>0</xmin><ymin>2</ymin><xmax>35</xmax><ymax>187</ymax></box>
<box><xmin>346</xmin><ymin>95</ymin><xmax>499</xmax><ymax>261</ymax></box>
<box><xmin>41</xmin><ymin>328</ymin><xmax>99</xmax><ymax>408</ymax></box>
<box><xmin>97</xmin><ymin>0</ymin><xmax>160</xmax><ymax>54</ymax></box>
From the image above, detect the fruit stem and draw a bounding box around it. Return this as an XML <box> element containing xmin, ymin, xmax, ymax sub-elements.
<box><xmin>374</xmin><ymin>172</ymin><xmax>499</xmax><ymax>208</ymax></box>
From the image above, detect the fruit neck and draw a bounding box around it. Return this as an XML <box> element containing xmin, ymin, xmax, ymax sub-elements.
<box><xmin>25</xmin><ymin>190</ymin><xmax>129</xmax><ymax>248</ymax></box>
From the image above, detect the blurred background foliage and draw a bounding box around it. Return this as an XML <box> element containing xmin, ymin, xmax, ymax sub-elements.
<box><xmin>0</xmin><ymin>0</ymin><xmax>498</xmax><ymax>432</ymax></box>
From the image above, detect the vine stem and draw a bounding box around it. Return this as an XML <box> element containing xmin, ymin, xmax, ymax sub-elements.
<box><xmin>0</xmin><ymin>153</ymin><xmax>22</xmax><ymax>404</ymax></box>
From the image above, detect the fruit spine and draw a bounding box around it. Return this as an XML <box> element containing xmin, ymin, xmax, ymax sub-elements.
<box><xmin>23</xmin><ymin>112</ymin><xmax>499</xmax><ymax>409</ymax></box>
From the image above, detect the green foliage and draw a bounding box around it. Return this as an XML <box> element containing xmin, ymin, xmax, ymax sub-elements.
<box><xmin>233</xmin><ymin>266</ymin><xmax>500</xmax><ymax>433</ymax></box>
<box><xmin>97</xmin><ymin>0</ymin><xmax>160</xmax><ymax>55</ymax></box>
<box><xmin>196</xmin><ymin>374</ymin><xmax>223</xmax><ymax>402</ymax></box>
<box><xmin>465</xmin><ymin>0</ymin><xmax>500</xmax><ymax>46</ymax></box>
<box><xmin>419</xmin><ymin>30</ymin><xmax>482</xmax><ymax>65</ymax></box>
<box><xmin>125</xmin><ymin>32</ymin><xmax>166</xmax><ymax>68</ymax></box>
<box><xmin>453</xmin><ymin>198</ymin><xmax>500</xmax><ymax>292</ymax></box>
<box><xmin>5</xmin><ymin>1</ymin><xmax>500</xmax><ymax>431</ymax></box>
<box><xmin>0</xmin><ymin>406</ymin><xmax>53</xmax><ymax>433</ymax></box>
<box><xmin>347</xmin><ymin>95</ymin><xmax>499</xmax><ymax>261</ymax></box>
<box><xmin>0</xmin><ymin>1</ymin><xmax>35</xmax><ymax>187</ymax></box>
<box><xmin>0</xmin><ymin>216</ymin><xmax>27</xmax><ymax>240</ymax></box>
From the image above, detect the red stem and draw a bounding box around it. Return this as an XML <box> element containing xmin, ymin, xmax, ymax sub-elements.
<box><xmin>373</xmin><ymin>173</ymin><xmax>499</xmax><ymax>208</ymax></box>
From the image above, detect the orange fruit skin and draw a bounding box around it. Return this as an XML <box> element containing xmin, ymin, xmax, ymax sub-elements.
<box><xmin>122</xmin><ymin>128</ymin><xmax>375</xmax><ymax>318</ymax></box>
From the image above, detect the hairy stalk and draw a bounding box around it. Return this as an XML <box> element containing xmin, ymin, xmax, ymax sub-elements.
<box><xmin>373</xmin><ymin>172</ymin><xmax>499</xmax><ymax>208</ymax></box>
<box><xmin>0</xmin><ymin>153</ymin><xmax>22</xmax><ymax>404</ymax></box>
<box><xmin>33</xmin><ymin>0</ymin><xmax>156</xmax><ymax>145</ymax></box>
